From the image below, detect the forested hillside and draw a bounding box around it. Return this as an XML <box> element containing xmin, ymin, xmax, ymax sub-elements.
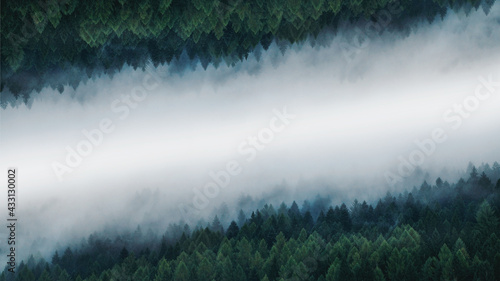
<box><xmin>2</xmin><ymin>164</ymin><xmax>500</xmax><ymax>281</ymax></box>
<box><xmin>1</xmin><ymin>0</ymin><xmax>497</xmax><ymax>100</ymax></box>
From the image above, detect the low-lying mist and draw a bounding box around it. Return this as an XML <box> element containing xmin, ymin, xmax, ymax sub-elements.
<box><xmin>1</xmin><ymin>4</ymin><xmax>500</xmax><ymax>264</ymax></box>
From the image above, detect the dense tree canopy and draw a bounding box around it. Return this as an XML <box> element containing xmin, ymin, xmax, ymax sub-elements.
<box><xmin>2</xmin><ymin>163</ymin><xmax>500</xmax><ymax>280</ymax></box>
<box><xmin>1</xmin><ymin>0</ymin><xmax>497</xmax><ymax>102</ymax></box>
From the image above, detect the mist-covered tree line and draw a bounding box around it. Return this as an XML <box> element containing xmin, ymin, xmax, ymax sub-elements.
<box><xmin>2</xmin><ymin>163</ymin><xmax>500</xmax><ymax>281</ymax></box>
<box><xmin>1</xmin><ymin>0</ymin><xmax>497</xmax><ymax>102</ymax></box>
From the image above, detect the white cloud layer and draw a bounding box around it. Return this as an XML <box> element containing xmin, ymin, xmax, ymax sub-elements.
<box><xmin>1</xmin><ymin>3</ymin><xmax>500</xmax><ymax>262</ymax></box>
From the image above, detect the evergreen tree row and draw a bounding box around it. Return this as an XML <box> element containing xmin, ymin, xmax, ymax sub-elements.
<box><xmin>1</xmin><ymin>0</ymin><xmax>497</xmax><ymax>102</ymax></box>
<box><xmin>2</xmin><ymin>164</ymin><xmax>500</xmax><ymax>280</ymax></box>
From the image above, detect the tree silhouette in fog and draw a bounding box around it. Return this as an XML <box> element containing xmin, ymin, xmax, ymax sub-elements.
<box><xmin>1</xmin><ymin>0</ymin><xmax>497</xmax><ymax>104</ymax></box>
<box><xmin>2</xmin><ymin>162</ymin><xmax>500</xmax><ymax>280</ymax></box>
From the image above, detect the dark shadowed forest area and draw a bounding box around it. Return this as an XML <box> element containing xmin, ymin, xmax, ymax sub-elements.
<box><xmin>2</xmin><ymin>1</ymin><xmax>500</xmax><ymax>280</ymax></box>
<box><xmin>2</xmin><ymin>162</ymin><xmax>500</xmax><ymax>280</ymax></box>
<box><xmin>1</xmin><ymin>0</ymin><xmax>497</xmax><ymax>103</ymax></box>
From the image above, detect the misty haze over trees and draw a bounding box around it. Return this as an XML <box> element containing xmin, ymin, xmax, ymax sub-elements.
<box><xmin>1</xmin><ymin>0</ymin><xmax>497</xmax><ymax>103</ymax></box>
<box><xmin>2</xmin><ymin>162</ymin><xmax>499</xmax><ymax>280</ymax></box>
<box><xmin>1</xmin><ymin>0</ymin><xmax>500</xmax><ymax>280</ymax></box>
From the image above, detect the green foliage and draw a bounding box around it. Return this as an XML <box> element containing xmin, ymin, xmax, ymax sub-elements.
<box><xmin>326</xmin><ymin>258</ymin><xmax>341</xmax><ymax>281</ymax></box>
<box><xmin>173</xmin><ymin>261</ymin><xmax>189</xmax><ymax>281</ymax></box>
<box><xmin>2</xmin><ymin>0</ymin><xmax>497</xmax><ymax>98</ymax></box>
<box><xmin>475</xmin><ymin>201</ymin><xmax>499</xmax><ymax>237</ymax></box>
<box><xmin>3</xmin><ymin>170</ymin><xmax>500</xmax><ymax>280</ymax></box>
<box><xmin>373</xmin><ymin>266</ymin><xmax>386</xmax><ymax>281</ymax></box>
<box><xmin>438</xmin><ymin>244</ymin><xmax>453</xmax><ymax>281</ymax></box>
